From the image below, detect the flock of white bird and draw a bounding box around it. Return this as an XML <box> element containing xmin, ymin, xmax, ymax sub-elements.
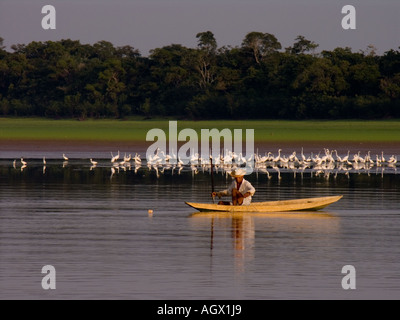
<box><xmin>11</xmin><ymin>148</ymin><xmax>398</xmax><ymax>179</ymax></box>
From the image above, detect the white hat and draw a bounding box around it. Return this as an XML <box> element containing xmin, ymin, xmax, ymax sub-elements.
<box><xmin>230</xmin><ymin>168</ymin><xmax>247</xmax><ymax>177</ymax></box>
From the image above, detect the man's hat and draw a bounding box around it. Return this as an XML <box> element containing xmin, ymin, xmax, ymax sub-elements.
<box><xmin>230</xmin><ymin>168</ymin><xmax>247</xmax><ymax>177</ymax></box>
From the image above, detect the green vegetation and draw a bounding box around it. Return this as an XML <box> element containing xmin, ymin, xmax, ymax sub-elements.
<box><xmin>1</xmin><ymin>118</ymin><xmax>400</xmax><ymax>142</ymax></box>
<box><xmin>0</xmin><ymin>33</ymin><xmax>400</xmax><ymax>120</ymax></box>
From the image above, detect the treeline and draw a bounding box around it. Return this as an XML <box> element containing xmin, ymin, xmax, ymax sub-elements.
<box><xmin>1</xmin><ymin>32</ymin><xmax>400</xmax><ymax>120</ymax></box>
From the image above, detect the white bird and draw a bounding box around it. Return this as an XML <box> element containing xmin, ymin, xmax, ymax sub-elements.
<box><xmin>289</xmin><ymin>151</ymin><xmax>299</xmax><ymax>163</ymax></box>
<box><xmin>43</xmin><ymin>157</ymin><xmax>46</xmax><ymax>165</ymax></box>
<box><xmin>313</xmin><ymin>152</ymin><xmax>321</xmax><ymax>164</ymax></box>
<box><xmin>223</xmin><ymin>152</ymin><xmax>233</xmax><ymax>164</ymax></box>
<box><xmin>123</xmin><ymin>153</ymin><xmax>132</xmax><ymax>163</ymax></box>
<box><xmin>343</xmin><ymin>151</ymin><xmax>352</xmax><ymax>165</ymax></box>
<box><xmin>388</xmin><ymin>155</ymin><xmax>397</xmax><ymax>164</ymax></box>
<box><xmin>148</xmin><ymin>148</ymin><xmax>161</xmax><ymax>164</ymax></box>
<box><xmin>13</xmin><ymin>160</ymin><xmax>16</xmax><ymax>169</ymax></box>
<box><xmin>90</xmin><ymin>159</ymin><xmax>98</xmax><ymax>166</ymax></box>
<box><xmin>160</xmin><ymin>151</ymin><xmax>171</xmax><ymax>162</ymax></box>
<box><xmin>111</xmin><ymin>151</ymin><xmax>120</xmax><ymax>163</ymax></box>
<box><xmin>189</xmin><ymin>153</ymin><xmax>199</xmax><ymax>164</ymax></box>
<box><xmin>20</xmin><ymin>158</ymin><xmax>27</xmax><ymax>166</ymax></box>
<box><xmin>257</xmin><ymin>153</ymin><xmax>269</xmax><ymax>163</ymax></box>
<box><xmin>134</xmin><ymin>153</ymin><xmax>142</xmax><ymax>164</ymax></box>
<box><xmin>334</xmin><ymin>150</ymin><xmax>343</xmax><ymax>162</ymax></box>
<box><xmin>301</xmin><ymin>148</ymin><xmax>307</xmax><ymax>162</ymax></box>
<box><xmin>63</xmin><ymin>154</ymin><xmax>69</xmax><ymax>161</ymax></box>
<box><xmin>273</xmin><ymin>149</ymin><xmax>282</xmax><ymax>162</ymax></box>
<box><xmin>365</xmin><ymin>151</ymin><xmax>374</xmax><ymax>165</ymax></box>
<box><xmin>376</xmin><ymin>154</ymin><xmax>382</xmax><ymax>166</ymax></box>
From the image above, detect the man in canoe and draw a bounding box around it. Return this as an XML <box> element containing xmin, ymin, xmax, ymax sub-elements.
<box><xmin>212</xmin><ymin>168</ymin><xmax>255</xmax><ymax>206</ymax></box>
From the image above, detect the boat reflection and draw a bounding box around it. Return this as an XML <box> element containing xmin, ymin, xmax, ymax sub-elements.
<box><xmin>189</xmin><ymin>211</ymin><xmax>339</xmax><ymax>274</ymax></box>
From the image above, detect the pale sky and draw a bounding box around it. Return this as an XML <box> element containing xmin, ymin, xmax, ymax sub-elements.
<box><xmin>0</xmin><ymin>0</ymin><xmax>399</xmax><ymax>56</ymax></box>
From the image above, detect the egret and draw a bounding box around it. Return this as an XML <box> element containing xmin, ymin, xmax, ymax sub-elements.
<box><xmin>124</xmin><ymin>153</ymin><xmax>132</xmax><ymax>163</ymax></box>
<box><xmin>376</xmin><ymin>154</ymin><xmax>382</xmax><ymax>166</ymax></box>
<box><xmin>223</xmin><ymin>152</ymin><xmax>233</xmax><ymax>164</ymax></box>
<box><xmin>90</xmin><ymin>159</ymin><xmax>98</xmax><ymax>166</ymax></box>
<box><xmin>111</xmin><ymin>151</ymin><xmax>120</xmax><ymax>163</ymax></box>
<box><xmin>342</xmin><ymin>151</ymin><xmax>351</xmax><ymax>165</ymax></box>
<box><xmin>170</xmin><ymin>149</ymin><xmax>177</xmax><ymax>161</ymax></box>
<box><xmin>312</xmin><ymin>152</ymin><xmax>321</xmax><ymax>164</ymax></box>
<box><xmin>288</xmin><ymin>151</ymin><xmax>299</xmax><ymax>163</ymax></box>
<box><xmin>301</xmin><ymin>148</ymin><xmax>307</xmax><ymax>162</ymax></box>
<box><xmin>366</xmin><ymin>151</ymin><xmax>374</xmax><ymax>165</ymax></box>
<box><xmin>21</xmin><ymin>158</ymin><xmax>27</xmax><ymax>166</ymax></box>
<box><xmin>388</xmin><ymin>155</ymin><xmax>397</xmax><ymax>164</ymax></box>
<box><xmin>160</xmin><ymin>150</ymin><xmax>171</xmax><ymax>162</ymax></box>
<box><xmin>273</xmin><ymin>149</ymin><xmax>282</xmax><ymax>162</ymax></box>
<box><xmin>257</xmin><ymin>154</ymin><xmax>269</xmax><ymax>163</ymax></box>
<box><xmin>134</xmin><ymin>153</ymin><xmax>141</xmax><ymax>165</ymax></box>
<box><xmin>334</xmin><ymin>150</ymin><xmax>343</xmax><ymax>162</ymax></box>
<box><xmin>63</xmin><ymin>154</ymin><xmax>69</xmax><ymax>161</ymax></box>
<box><xmin>190</xmin><ymin>153</ymin><xmax>199</xmax><ymax>164</ymax></box>
<box><xmin>43</xmin><ymin>157</ymin><xmax>46</xmax><ymax>165</ymax></box>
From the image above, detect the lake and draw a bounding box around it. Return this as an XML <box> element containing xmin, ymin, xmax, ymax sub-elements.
<box><xmin>0</xmin><ymin>155</ymin><xmax>400</xmax><ymax>300</ymax></box>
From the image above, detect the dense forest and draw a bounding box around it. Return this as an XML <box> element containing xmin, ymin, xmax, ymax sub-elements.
<box><xmin>1</xmin><ymin>32</ymin><xmax>400</xmax><ymax>120</ymax></box>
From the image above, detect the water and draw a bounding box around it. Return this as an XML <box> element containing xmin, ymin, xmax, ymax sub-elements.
<box><xmin>1</xmin><ymin>159</ymin><xmax>400</xmax><ymax>300</ymax></box>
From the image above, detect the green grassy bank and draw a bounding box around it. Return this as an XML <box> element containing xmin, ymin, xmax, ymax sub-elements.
<box><xmin>1</xmin><ymin>118</ymin><xmax>400</xmax><ymax>143</ymax></box>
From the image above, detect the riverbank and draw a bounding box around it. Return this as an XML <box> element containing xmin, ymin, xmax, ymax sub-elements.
<box><xmin>2</xmin><ymin>118</ymin><xmax>400</xmax><ymax>141</ymax></box>
<box><xmin>1</xmin><ymin>118</ymin><xmax>400</xmax><ymax>158</ymax></box>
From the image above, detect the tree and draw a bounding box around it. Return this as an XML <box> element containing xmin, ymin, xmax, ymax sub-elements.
<box><xmin>294</xmin><ymin>58</ymin><xmax>348</xmax><ymax>96</ymax></box>
<box><xmin>0</xmin><ymin>35</ymin><xmax>398</xmax><ymax>120</ymax></box>
<box><xmin>380</xmin><ymin>73</ymin><xmax>400</xmax><ymax>100</ymax></box>
<box><xmin>186</xmin><ymin>32</ymin><xmax>219</xmax><ymax>92</ymax></box>
<box><xmin>0</xmin><ymin>37</ymin><xmax>5</xmax><ymax>50</ymax></box>
<box><xmin>149</xmin><ymin>44</ymin><xmax>194</xmax><ymax>115</ymax></box>
<box><xmin>380</xmin><ymin>48</ymin><xmax>400</xmax><ymax>77</ymax></box>
<box><xmin>286</xmin><ymin>35</ymin><xmax>319</xmax><ymax>55</ymax></box>
<box><xmin>196</xmin><ymin>31</ymin><xmax>217</xmax><ymax>54</ymax></box>
<box><xmin>242</xmin><ymin>32</ymin><xmax>281</xmax><ymax>64</ymax></box>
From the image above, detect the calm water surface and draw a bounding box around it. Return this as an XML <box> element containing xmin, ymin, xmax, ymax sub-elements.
<box><xmin>1</xmin><ymin>158</ymin><xmax>400</xmax><ymax>299</ymax></box>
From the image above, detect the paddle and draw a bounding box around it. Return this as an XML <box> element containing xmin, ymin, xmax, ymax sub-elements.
<box><xmin>210</xmin><ymin>149</ymin><xmax>215</xmax><ymax>252</ymax></box>
<box><xmin>210</xmin><ymin>149</ymin><xmax>215</xmax><ymax>203</ymax></box>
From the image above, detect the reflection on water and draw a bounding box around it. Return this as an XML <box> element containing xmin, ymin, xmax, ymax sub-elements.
<box><xmin>190</xmin><ymin>212</ymin><xmax>340</xmax><ymax>275</ymax></box>
<box><xmin>1</xmin><ymin>161</ymin><xmax>400</xmax><ymax>299</ymax></box>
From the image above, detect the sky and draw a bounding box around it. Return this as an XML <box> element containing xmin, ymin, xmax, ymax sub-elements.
<box><xmin>0</xmin><ymin>0</ymin><xmax>399</xmax><ymax>56</ymax></box>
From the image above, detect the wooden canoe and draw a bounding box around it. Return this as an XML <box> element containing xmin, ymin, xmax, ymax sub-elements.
<box><xmin>185</xmin><ymin>195</ymin><xmax>343</xmax><ymax>213</ymax></box>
